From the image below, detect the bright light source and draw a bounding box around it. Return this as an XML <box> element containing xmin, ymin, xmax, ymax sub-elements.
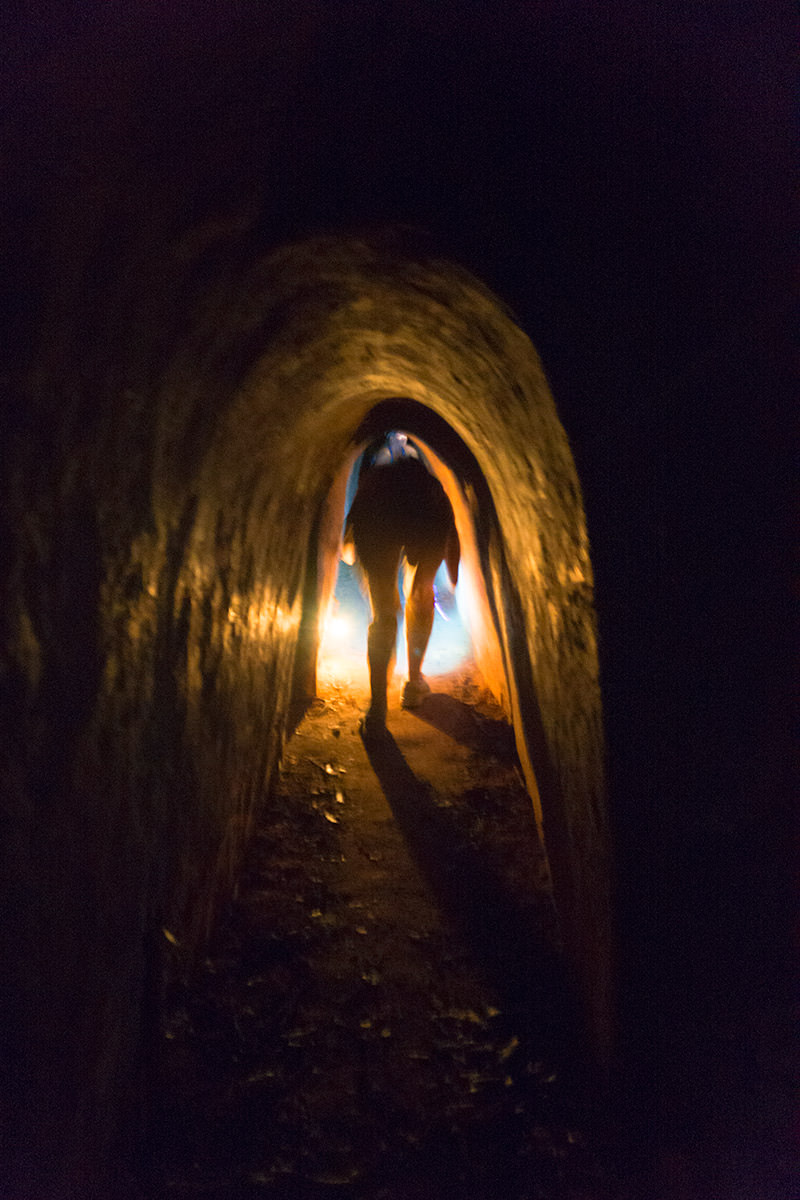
<box><xmin>326</xmin><ymin>613</ymin><xmax>350</xmax><ymax>642</ymax></box>
<box><xmin>318</xmin><ymin>558</ymin><xmax>473</xmax><ymax>686</ymax></box>
<box><xmin>455</xmin><ymin>563</ymin><xmax>480</xmax><ymax>629</ymax></box>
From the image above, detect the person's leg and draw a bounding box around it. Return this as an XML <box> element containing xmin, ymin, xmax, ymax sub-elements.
<box><xmin>402</xmin><ymin>556</ymin><xmax>439</xmax><ymax>707</ymax></box>
<box><xmin>363</xmin><ymin>552</ymin><xmax>400</xmax><ymax>729</ymax></box>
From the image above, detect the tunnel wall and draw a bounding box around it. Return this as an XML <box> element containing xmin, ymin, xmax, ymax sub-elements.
<box><xmin>404</xmin><ymin>434</ymin><xmax>512</xmax><ymax>712</ymax></box>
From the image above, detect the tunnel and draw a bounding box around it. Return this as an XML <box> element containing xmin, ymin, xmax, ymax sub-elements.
<box><xmin>155</xmin><ymin>234</ymin><xmax>609</xmax><ymax>981</ymax></box>
<box><xmin>2</xmin><ymin>229</ymin><xmax>610</xmax><ymax>1196</ymax></box>
<box><xmin>2</xmin><ymin>7</ymin><xmax>793</xmax><ymax>1199</ymax></box>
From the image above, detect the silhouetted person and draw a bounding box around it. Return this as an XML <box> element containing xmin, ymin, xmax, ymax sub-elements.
<box><xmin>343</xmin><ymin>434</ymin><xmax>459</xmax><ymax>736</ymax></box>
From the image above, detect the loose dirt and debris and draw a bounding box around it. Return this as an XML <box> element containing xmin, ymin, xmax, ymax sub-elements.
<box><xmin>151</xmin><ymin>667</ymin><xmax>616</xmax><ymax>1199</ymax></box>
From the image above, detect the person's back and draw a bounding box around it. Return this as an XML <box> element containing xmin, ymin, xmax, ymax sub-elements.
<box><xmin>346</xmin><ymin>456</ymin><xmax>456</xmax><ymax>575</ymax></box>
<box><xmin>344</xmin><ymin>441</ymin><xmax>459</xmax><ymax>735</ymax></box>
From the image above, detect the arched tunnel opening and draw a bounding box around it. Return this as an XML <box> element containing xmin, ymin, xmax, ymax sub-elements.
<box><xmin>300</xmin><ymin>401</ymin><xmax>508</xmax><ymax>709</ymax></box>
<box><xmin>315</xmin><ymin>453</ymin><xmax>473</xmax><ymax>689</ymax></box>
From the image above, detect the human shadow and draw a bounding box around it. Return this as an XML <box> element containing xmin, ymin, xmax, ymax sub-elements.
<box><xmin>360</xmin><ymin>724</ymin><xmax>582</xmax><ymax>1076</ymax></box>
<box><xmin>411</xmin><ymin>692</ymin><xmax>518</xmax><ymax>763</ymax></box>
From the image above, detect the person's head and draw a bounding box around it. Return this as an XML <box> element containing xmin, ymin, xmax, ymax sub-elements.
<box><xmin>361</xmin><ymin>430</ymin><xmax>421</xmax><ymax>474</ymax></box>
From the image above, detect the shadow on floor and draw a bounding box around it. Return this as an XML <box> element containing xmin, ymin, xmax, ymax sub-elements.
<box><xmin>361</xmin><ymin>721</ymin><xmax>582</xmax><ymax>1080</ymax></box>
<box><xmin>410</xmin><ymin>692</ymin><xmax>519</xmax><ymax>762</ymax></box>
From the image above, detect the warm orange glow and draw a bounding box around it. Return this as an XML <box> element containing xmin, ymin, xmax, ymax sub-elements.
<box><xmin>412</xmin><ymin>442</ymin><xmax>510</xmax><ymax>713</ymax></box>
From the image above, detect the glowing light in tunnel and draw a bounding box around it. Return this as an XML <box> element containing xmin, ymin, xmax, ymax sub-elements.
<box><xmin>325</xmin><ymin>613</ymin><xmax>351</xmax><ymax>642</ymax></box>
<box><xmin>318</xmin><ymin>558</ymin><xmax>473</xmax><ymax>685</ymax></box>
<box><xmin>237</xmin><ymin>593</ymin><xmax>302</xmax><ymax>641</ymax></box>
<box><xmin>453</xmin><ymin>561</ymin><xmax>480</xmax><ymax>631</ymax></box>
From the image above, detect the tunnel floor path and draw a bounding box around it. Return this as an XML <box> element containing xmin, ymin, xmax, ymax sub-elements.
<box><xmin>153</xmin><ymin>666</ymin><xmax>615</xmax><ymax>1199</ymax></box>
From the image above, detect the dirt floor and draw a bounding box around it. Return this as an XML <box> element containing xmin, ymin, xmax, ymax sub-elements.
<box><xmin>150</xmin><ymin>665</ymin><xmax>618</xmax><ymax>1199</ymax></box>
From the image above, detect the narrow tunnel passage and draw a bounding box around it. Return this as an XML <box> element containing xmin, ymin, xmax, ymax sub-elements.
<box><xmin>153</xmin><ymin>668</ymin><xmax>608</xmax><ymax>1199</ymax></box>
<box><xmin>1</xmin><ymin>233</ymin><xmax>612</xmax><ymax>1196</ymax></box>
<box><xmin>152</xmin><ymin>410</ymin><xmax>606</xmax><ymax>1195</ymax></box>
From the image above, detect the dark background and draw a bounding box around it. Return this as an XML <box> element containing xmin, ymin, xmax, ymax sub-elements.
<box><xmin>3</xmin><ymin>1</ymin><xmax>795</xmax><ymax>1193</ymax></box>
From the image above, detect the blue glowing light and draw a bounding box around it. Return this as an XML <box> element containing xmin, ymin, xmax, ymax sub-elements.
<box><xmin>323</xmin><ymin>560</ymin><xmax>472</xmax><ymax>678</ymax></box>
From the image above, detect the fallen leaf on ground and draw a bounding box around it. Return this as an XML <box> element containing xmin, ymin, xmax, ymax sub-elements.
<box><xmin>499</xmin><ymin>1034</ymin><xmax>519</xmax><ymax>1061</ymax></box>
